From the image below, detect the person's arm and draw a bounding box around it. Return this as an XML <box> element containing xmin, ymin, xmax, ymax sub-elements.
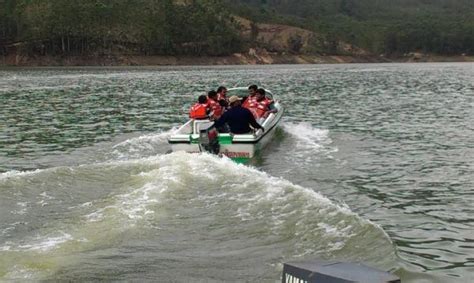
<box><xmin>248</xmin><ymin>110</ymin><xmax>263</xmax><ymax>131</ymax></box>
<box><xmin>189</xmin><ymin>103</ymin><xmax>194</xmax><ymax>119</ymax></box>
<box><xmin>213</xmin><ymin>111</ymin><xmax>228</xmax><ymax>129</ymax></box>
<box><xmin>262</xmin><ymin>101</ymin><xmax>278</xmax><ymax>118</ymax></box>
<box><xmin>268</xmin><ymin>101</ymin><xmax>278</xmax><ymax>113</ymax></box>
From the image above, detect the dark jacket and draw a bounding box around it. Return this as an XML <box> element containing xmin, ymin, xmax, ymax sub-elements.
<box><xmin>213</xmin><ymin>105</ymin><xmax>263</xmax><ymax>134</ymax></box>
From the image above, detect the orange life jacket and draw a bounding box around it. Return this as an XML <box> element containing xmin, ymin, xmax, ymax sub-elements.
<box><xmin>207</xmin><ymin>99</ymin><xmax>223</xmax><ymax>119</ymax></box>
<box><xmin>189</xmin><ymin>103</ymin><xmax>209</xmax><ymax>119</ymax></box>
<box><xmin>243</xmin><ymin>95</ymin><xmax>257</xmax><ymax>109</ymax></box>
<box><xmin>254</xmin><ymin>98</ymin><xmax>272</xmax><ymax>118</ymax></box>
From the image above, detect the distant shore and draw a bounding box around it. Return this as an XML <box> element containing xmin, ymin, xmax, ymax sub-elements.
<box><xmin>1</xmin><ymin>52</ymin><xmax>473</xmax><ymax>66</ymax></box>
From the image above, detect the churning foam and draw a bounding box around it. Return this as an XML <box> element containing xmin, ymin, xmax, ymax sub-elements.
<box><xmin>282</xmin><ymin>122</ymin><xmax>332</xmax><ymax>150</ymax></box>
<box><xmin>281</xmin><ymin>122</ymin><xmax>337</xmax><ymax>166</ymax></box>
<box><xmin>3</xmin><ymin>231</ymin><xmax>74</xmax><ymax>252</ymax></box>
<box><xmin>0</xmin><ymin>152</ymin><xmax>394</xmax><ymax>279</ymax></box>
<box><xmin>110</xmin><ymin>128</ymin><xmax>178</xmax><ymax>160</ymax></box>
<box><xmin>0</xmin><ymin>169</ymin><xmax>44</xmax><ymax>181</ymax></box>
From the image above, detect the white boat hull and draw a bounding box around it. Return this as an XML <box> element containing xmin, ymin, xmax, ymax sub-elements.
<box><xmin>169</xmin><ymin>89</ymin><xmax>283</xmax><ymax>162</ymax></box>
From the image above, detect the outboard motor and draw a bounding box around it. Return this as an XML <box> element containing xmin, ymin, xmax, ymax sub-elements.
<box><xmin>199</xmin><ymin>126</ymin><xmax>220</xmax><ymax>154</ymax></box>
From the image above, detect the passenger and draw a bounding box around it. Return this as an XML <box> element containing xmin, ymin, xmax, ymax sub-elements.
<box><xmin>216</xmin><ymin>86</ymin><xmax>228</xmax><ymax>102</ymax></box>
<box><xmin>243</xmin><ymin>84</ymin><xmax>258</xmax><ymax>108</ymax></box>
<box><xmin>218</xmin><ymin>98</ymin><xmax>228</xmax><ymax>110</ymax></box>
<box><xmin>207</xmin><ymin>90</ymin><xmax>223</xmax><ymax>120</ymax></box>
<box><xmin>213</xmin><ymin>95</ymin><xmax>264</xmax><ymax>134</ymax></box>
<box><xmin>253</xmin><ymin>88</ymin><xmax>278</xmax><ymax>120</ymax></box>
<box><xmin>189</xmin><ymin>94</ymin><xmax>210</xmax><ymax>120</ymax></box>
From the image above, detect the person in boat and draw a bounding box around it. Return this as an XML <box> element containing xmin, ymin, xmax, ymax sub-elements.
<box><xmin>243</xmin><ymin>84</ymin><xmax>258</xmax><ymax>108</ymax></box>
<box><xmin>213</xmin><ymin>95</ymin><xmax>264</xmax><ymax>134</ymax></box>
<box><xmin>216</xmin><ymin>86</ymin><xmax>229</xmax><ymax>113</ymax></box>
<box><xmin>252</xmin><ymin>88</ymin><xmax>278</xmax><ymax>121</ymax></box>
<box><xmin>207</xmin><ymin>90</ymin><xmax>223</xmax><ymax>120</ymax></box>
<box><xmin>216</xmin><ymin>86</ymin><xmax>228</xmax><ymax>103</ymax></box>
<box><xmin>218</xmin><ymin>98</ymin><xmax>228</xmax><ymax>110</ymax></box>
<box><xmin>189</xmin><ymin>94</ymin><xmax>210</xmax><ymax>120</ymax></box>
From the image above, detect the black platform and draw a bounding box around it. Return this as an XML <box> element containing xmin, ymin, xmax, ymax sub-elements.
<box><xmin>282</xmin><ymin>259</ymin><xmax>400</xmax><ymax>283</ymax></box>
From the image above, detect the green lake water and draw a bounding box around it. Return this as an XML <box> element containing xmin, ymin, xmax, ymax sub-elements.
<box><xmin>0</xmin><ymin>63</ymin><xmax>473</xmax><ymax>282</ymax></box>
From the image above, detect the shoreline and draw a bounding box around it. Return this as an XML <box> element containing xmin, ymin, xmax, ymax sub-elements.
<box><xmin>1</xmin><ymin>53</ymin><xmax>473</xmax><ymax>67</ymax></box>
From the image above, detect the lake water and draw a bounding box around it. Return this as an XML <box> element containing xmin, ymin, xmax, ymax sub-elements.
<box><xmin>0</xmin><ymin>63</ymin><xmax>473</xmax><ymax>282</ymax></box>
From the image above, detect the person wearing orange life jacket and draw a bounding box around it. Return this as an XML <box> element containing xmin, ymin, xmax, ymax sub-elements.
<box><xmin>216</xmin><ymin>86</ymin><xmax>228</xmax><ymax>103</ymax></box>
<box><xmin>242</xmin><ymin>84</ymin><xmax>258</xmax><ymax>108</ymax></box>
<box><xmin>189</xmin><ymin>95</ymin><xmax>210</xmax><ymax>119</ymax></box>
<box><xmin>252</xmin><ymin>88</ymin><xmax>278</xmax><ymax>120</ymax></box>
<box><xmin>207</xmin><ymin>90</ymin><xmax>223</xmax><ymax>120</ymax></box>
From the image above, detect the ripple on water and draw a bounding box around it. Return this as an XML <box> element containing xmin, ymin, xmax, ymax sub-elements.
<box><xmin>0</xmin><ymin>64</ymin><xmax>473</xmax><ymax>282</ymax></box>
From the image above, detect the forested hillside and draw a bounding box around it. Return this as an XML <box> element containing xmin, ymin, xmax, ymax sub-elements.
<box><xmin>0</xmin><ymin>0</ymin><xmax>243</xmax><ymax>56</ymax></box>
<box><xmin>232</xmin><ymin>0</ymin><xmax>474</xmax><ymax>55</ymax></box>
<box><xmin>0</xmin><ymin>0</ymin><xmax>472</xmax><ymax>62</ymax></box>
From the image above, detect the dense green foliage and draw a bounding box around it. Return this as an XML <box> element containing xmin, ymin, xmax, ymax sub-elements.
<box><xmin>1</xmin><ymin>0</ymin><xmax>473</xmax><ymax>57</ymax></box>
<box><xmin>0</xmin><ymin>0</ymin><xmax>242</xmax><ymax>56</ymax></box>
<box><xmin>231</xmin><ymin>0</ymin><xmax>474</xmax><ymax>55</ymax></box>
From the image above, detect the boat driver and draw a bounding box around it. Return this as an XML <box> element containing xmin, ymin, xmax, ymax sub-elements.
<box><xmin>213</xmin><ymin>95</ymin><xmax>264</xmax><ymax>134</ymax></box>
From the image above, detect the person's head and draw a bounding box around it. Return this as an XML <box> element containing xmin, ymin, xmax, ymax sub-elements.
<box><xmin>208</xmin><ymin>90</ymin><xmax>217</xmax><ymax>100</ymax></box>
<box><xmin>228</xmin><ymin>95</ymin><xmax>241</xmax><ymax>107</ymax></box>
<box><xmin>218</xmin><ymin>99</ymin><xmax>228</xmax><ymax>108</ymax></box>
<box><xmin>248</xmin><ymin>84</ymin><xmax>258</xmax><ymax>96</ymax></box>
<box><xmin>256</xmin><ymin>88</ymin><xmax>266</xmax><ymax>101</ymax></box>
<box><xmin>198</xmin><ymin>94</ymin><xmax>207</xmax><ymax>104</ymax></box>
<box><xmin>217</xmin><ymin>86</ymin><xmax>227</xmax><ymax>95</ymax></box>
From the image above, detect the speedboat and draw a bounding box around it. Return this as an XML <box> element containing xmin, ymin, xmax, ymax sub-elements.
<box><xmin>168</xmin><ymin>87</ymin><xmax>284</xmax><ymax>162</ymax></box>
